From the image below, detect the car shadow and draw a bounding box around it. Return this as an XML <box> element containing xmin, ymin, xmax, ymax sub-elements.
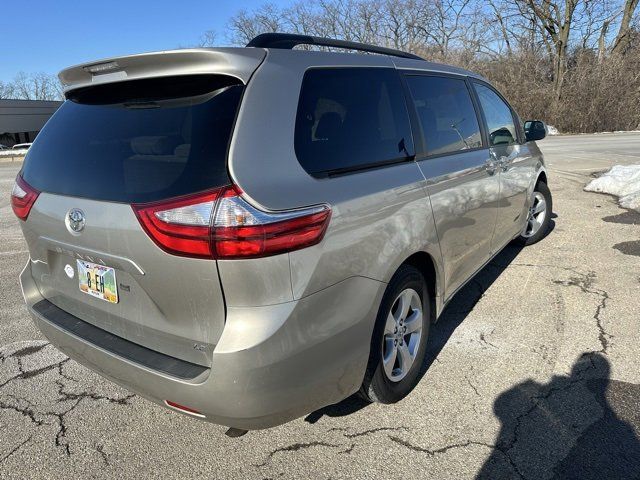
<box><xmin>304</xmin><ymin>239</ymin><xmax>530</xmax><ymax>425</ymax></box>
<box><xmin>477</xmin><ymin>353</ymin><xmax>640</xmax><ymax>479</ymax></box>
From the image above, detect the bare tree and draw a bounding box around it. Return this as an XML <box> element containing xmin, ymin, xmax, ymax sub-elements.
<box><xmin>219</xmin><ymin>0</ymin><xmax>640</xmax><ymax>133</ymax></box>
<box><xmin>488</xmin><ymin>0</ymin><xmax>514</xmax><ymax>55</ymax></box>
<box><xmin>520</xmin><ymin>0</ymin><xmax>580</xmax><ymax>101</ymax></box>
<box><xmin>379</xmin><ymin>0</ymin><xmax>422</xmax><ymax>50</ymax></box>
<box><xmin>226</xmin><ymin>4</ymin><xmax>288</xmax><ymax>45</ymax></box>
<box><xmin>3</xmin><ymin>72</ymin><xmax>63</xmax><ymax>101</ymax></box>
<box><xmin>0</xmin><ymin>81</ymin><xmax>15</xmax><ymax>99</ymax></box>
<box><xmin>612</xmin><ymin>0</ymin><xmax>640</xmax><ymax>53</ymax></box>
<box><xmin>199</xmin><ymin>30</ymin><xmax>218</xmax><ymax>47</ymax></box>
<box><xmin>410</xmin><ymin>0</ymin><xmax>474</xmax><ymax>60</ymax></box>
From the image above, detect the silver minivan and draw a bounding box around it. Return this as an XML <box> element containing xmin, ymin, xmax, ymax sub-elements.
<box><xmin>13</xmin><ymin>33</ymin><xmax>551</xmax><ymax>432</ymax></box>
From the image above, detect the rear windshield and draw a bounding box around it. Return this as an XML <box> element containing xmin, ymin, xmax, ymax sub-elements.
<box><xmin>22</xmin><ymin>75</ymin><xmax>243</xmax><ymax>203</ymax></box>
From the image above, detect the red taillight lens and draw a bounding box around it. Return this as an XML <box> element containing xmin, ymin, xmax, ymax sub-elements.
<box><xmin>11</xmin><ymin>175</ymin><xmax>40</xmax><ymax>221</ymax></box>
<box><xmin>132</xmin><ymin>189</ymin><xmax>224</xmax><ymax>258</ymax></box>
<box><xmin>212</xmin><ymin>187</ymin><xmax>331</xmax><ymax>259</ymax></box>
<box><xmin>132</xmin><ymin>185</ymin><xmax>331</xmax><ymax>259</ymax></box>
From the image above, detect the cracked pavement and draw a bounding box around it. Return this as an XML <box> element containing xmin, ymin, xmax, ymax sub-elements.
<box><xmin>1</xmin><ymin>133</ymin><xmax>640</xmax><ymax>479</ymax></box>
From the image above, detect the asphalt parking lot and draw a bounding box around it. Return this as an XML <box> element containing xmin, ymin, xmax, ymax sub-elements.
<box><xmin>1</xmin><ymin>133</ymin><xmax>639</xmax><ymax>479</ymax></box>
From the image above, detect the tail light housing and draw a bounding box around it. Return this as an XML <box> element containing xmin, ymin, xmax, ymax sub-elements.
<box><xmin>11</xmin><ymin>175</ymin><xmax>40</xmax><ymax>221</ymax></box>
<box><xmin>132</xmin><ymin>186</ymin><xmax>331</xmax><ymax>259</ymax></box>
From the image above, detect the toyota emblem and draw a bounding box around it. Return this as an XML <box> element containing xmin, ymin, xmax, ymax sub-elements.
<box><xmin>66</xmin><ymin>208</ymin><xmax>86</xmax><ymax>234</ymax></box>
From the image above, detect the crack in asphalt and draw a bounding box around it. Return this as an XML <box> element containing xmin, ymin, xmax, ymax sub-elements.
<box><xmin>0</xmin><ymin>395</ymin><xmax>45</xmax><ymax>427</ymax></box>
<box><xmin>388</xmin><ymin>435</ymin><xmax>494</xmax><ymax>456</ymax></box>
<box><xmin>42</xmin><ymin>379</ymin><xmax>135</xmax><ymax>457</ymax></box>
<box><xmin>95</xmin><ymin>444</ymin><xmax>109</xmax><ymax>466</ymax></box>
<box><xmin>341</xmin><ymin>426</ymin><xmax>407</xmax><ymax>439</ymax></box>
<box><xmin>479</xmin><ymin>330</ymin><xmax>498</xmax><ymax>349</ymax></box>
<box><xmin>0</xmin><ymin>344</ymin><xmax>135</xmax><ymax>460</ymax></box>
<box><xmin>254</xmin><ymin>442</ymin><xmax>339</xmax><ymax>467</ymax></box>
<box><xmin>0</xmin><ymin>359</ymin><xmax>68</xmax><ymax>389</ymax></box>
<box><xmin>256</xmin><ymin>426</ymin><xmax>409</xmax><ymax>467</ymax></box>
<box><xmin>44</xmin><ymin>378</ymin><xmax>135</xmax><ymax>457</ymax></box>
<box><xmin>388</xmin><ymin>434</ymin><xmax>529</xmax><ymax>479</ymax></box>
<box><xmin>552</xmin><ymin>271</ymin><xmax>611</xmax><ymax>354</ymax></box>
<box><xmin>49</xmin><ymin>402</ymin><xmax>79</xmax><ymax>456</ymax></box>
<box><xmin>467</xmin><ymin>377</ymin><xmax>481</xmax><ymax>397</ymax></box>
<box><xmin>56</xmin><ymin>378</ymin><xmax>135</xmax><ymax>406</ymax></box>
<box><xmin>57</xmin><ymin>360</ymin><xmax>79</xmax><ymax>384</ymax></box>
<box><xmin>340</xmin><ymin>443</ymin><xmax>356</xmax><ymax>455</ymax></box>
<box><xmin>0</xmin><ymin>435</ymin><xmax>34</xmax><ymax>465</ymax></box>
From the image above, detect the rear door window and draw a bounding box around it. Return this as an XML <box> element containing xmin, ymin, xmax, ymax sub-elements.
<box><xmin>21</xmin><ymin>75</ymin><xmax>243</xmax><ymax>203</ymax></box>
<box><xmin>294</xmin><ymin>68</ymin><xmax>414</xmax><ymax>176</ymax></box>
<box><xmin>473</xmin><ymin>83</ymin><xmax>518</xmax><ymax>147</ymax></box>
<box><xmin>405</xmin><ymin>75</ymin><xmax>483</xmax><ymax>156</ymax></box>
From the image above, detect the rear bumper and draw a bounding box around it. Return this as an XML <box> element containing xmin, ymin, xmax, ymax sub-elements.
<box><xmin>21</xmin><ymin>260</ymin><xmax>384</xmax><ymax>429</ymax></box>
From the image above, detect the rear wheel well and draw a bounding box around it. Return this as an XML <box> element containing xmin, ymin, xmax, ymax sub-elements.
<box><xmin>536</xmin><ymin>171</ymin><xmax>548</xmax><ymax>187</ymax></box>
<box><xmin>402</xmin><ymin>252</ymin><xmax>437</xmax><ymax>320</ymax></box>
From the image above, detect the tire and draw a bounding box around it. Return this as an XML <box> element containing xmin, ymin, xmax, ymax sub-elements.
<box><xmin>359</xmin><ymin>265</ymin><xmax>431</xmax><ymax>404</ymax></box>
<box><xmin>515</xmin><ymin>181</ymin><xmax>553</xmax><ymax>246</ymax></box>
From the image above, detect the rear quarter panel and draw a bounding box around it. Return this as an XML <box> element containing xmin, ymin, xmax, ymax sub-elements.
<box><xmin>227</xmin><ymin>50</ymin><xmax>444</xmax><ymax>304</ymax></box>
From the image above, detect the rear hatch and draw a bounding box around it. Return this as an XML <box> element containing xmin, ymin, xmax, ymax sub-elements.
<box><xmin>18</xmin><ymin>74</ymin><xmax>247</xmax><ymax>367</ymax></box>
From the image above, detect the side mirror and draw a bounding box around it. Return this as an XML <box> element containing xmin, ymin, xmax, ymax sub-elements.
<box><xmin>524</xmin><ymin>120</ymin><xmax>546</xmax><ymax>142</ymax></box>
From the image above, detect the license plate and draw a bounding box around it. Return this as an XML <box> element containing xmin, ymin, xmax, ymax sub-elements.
<box><xmin>77</xmin><ymin>260</ymin><xmax>118</xmax><ymax>304</ymax></box>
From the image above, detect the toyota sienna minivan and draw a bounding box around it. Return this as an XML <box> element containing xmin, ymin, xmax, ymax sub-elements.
<box><xmin>13</xmin><ymin>33</ymin><xmax>552</xmax><ymax>433</ymax></box>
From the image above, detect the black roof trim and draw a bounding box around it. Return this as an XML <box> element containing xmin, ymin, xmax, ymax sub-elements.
<box><xmin>246</xmin><ymin>33</ymin><xmax>424</xmax><ymax>61</ymax></box>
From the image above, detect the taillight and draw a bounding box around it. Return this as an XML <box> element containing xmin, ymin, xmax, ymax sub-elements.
<box><xmin>133</xmin><ymin>189</ymin><xmax>224</xmax><ymax>259</ymax></box>
<box><xmin>11</xmin><ymin>175</ymin><xmax>40</xmax><ymax>221</ymax></box>
<box><xmin>132</xmin><ymin>186</ymin><xmax>331</xmax><ymax>259</ymax></box>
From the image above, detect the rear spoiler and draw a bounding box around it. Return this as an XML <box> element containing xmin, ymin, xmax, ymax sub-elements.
<box><xmin>58</xmin><ymin>48</ymin><xmax>266</xmax><ymax>96</ymax></box>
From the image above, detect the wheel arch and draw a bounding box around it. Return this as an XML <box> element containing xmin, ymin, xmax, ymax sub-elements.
<box><xmin>536</xmin><ymin>170</ymin><xmax>548</xmax><ymax>187</ymax></box>
<box><xmin>398</xmin><ymin>251</ymin><xmax>441</xmax><ymax>322</ymax></box>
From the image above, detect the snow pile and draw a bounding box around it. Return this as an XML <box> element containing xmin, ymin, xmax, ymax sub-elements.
<box><xmin>546</xmin><ymin>125</ymin><xmax>560</xmax><ymax>135</ymax></box>
<box><xmin>0</xmin><ymin>149</ymin><xmax>28</xmax><ymax>156</ymax></box>
<box><xmin>585</xmin><ymin>164</ymin><xmax>640</xmax><ymax>212</ymax></box>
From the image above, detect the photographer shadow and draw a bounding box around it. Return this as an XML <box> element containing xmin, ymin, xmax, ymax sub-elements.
<box><xmin>477</xmin><ymin>353</ymin><xmax>640</xmax><ymax>479</ymax></box>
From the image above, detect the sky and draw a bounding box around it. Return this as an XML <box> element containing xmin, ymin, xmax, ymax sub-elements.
<box><xmin>1</xmin><ymin>0</ymin><xmax>290</xmax><ymax>83</ymax></box>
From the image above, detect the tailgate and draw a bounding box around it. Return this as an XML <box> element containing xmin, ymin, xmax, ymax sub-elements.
<box><xmin>15</xmin><ymin>73</ymin><xmax>252</xmax><ymax>367</ymax></box>
<box><xmin>21</xmin><ymin>192</ymin><xmax>225</xmax><ymax>366</ymax></box>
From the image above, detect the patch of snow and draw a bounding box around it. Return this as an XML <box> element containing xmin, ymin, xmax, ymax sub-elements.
<box><xmin>585</xmin><ymin>164</ymin><xmax>640</xmax><ymax>212</ymax></box>
<box><xmin>0</xmin><ymin>149</ymin><xmax>28</xmax><ymax>156</ymax></box>
<box><xmin>546</xmin><ymin>125</ymin><xmax>559</xmax><ymax>135</ymax></box>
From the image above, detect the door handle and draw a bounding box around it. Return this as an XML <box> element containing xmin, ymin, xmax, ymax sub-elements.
<box><xmin>485</xmin><ymin>159</ymin><xmax>497</xmax><ymax>175</ymax></box>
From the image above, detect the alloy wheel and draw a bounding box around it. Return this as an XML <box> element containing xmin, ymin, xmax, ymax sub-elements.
<box><xmin>522</xmin><ymin>191</ymin><xmax>547</xmax><ymax>238</ymax></box>
<box><xmin>382</xmin><ymin>288</ymin><xmax>423</xmax><ymax>382</ymax></box>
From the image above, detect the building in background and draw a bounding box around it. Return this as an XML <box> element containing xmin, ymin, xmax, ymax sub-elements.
<box><xmin>0</xmin><ymin>99</ymin><xmax>62</xmax><ymax>147</ymax></box>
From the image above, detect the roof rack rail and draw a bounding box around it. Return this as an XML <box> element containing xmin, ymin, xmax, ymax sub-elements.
<box><xmin>246</xmin><ymin>33</ymin><xmax>424</xmax><ymax>61</ymax></box>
